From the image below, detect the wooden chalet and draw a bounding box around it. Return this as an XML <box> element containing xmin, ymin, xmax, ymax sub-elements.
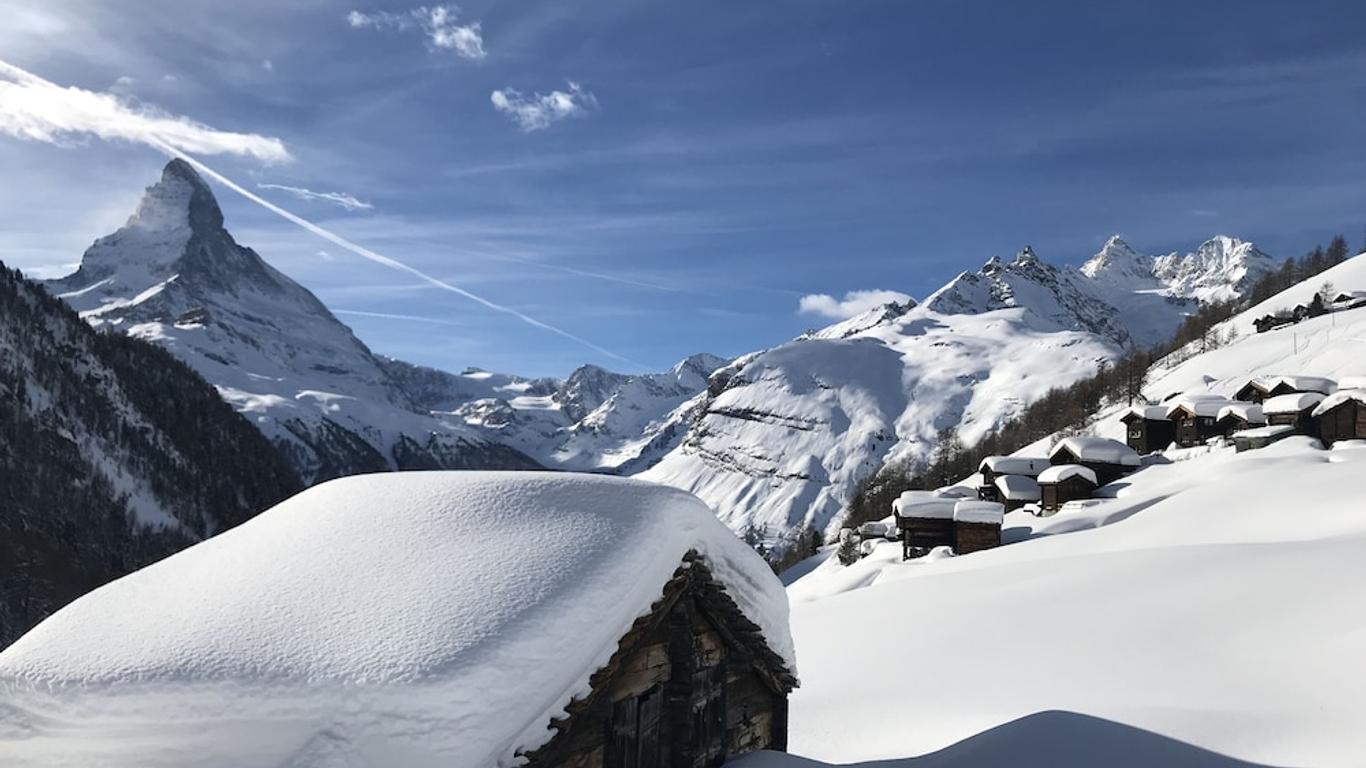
<box><xmin>1048</xmin><ymin>436</ymin><xmax>1141</xmax><ymax>487</ymax></box>
<box><xmin>1263</xmin><ymin>392</ymin><xmax>1327</xmax><ymax>435</ymax></box>
<box><xmin>1215</xmin><ymin>403</ymin><xmax>1266</xmax><ymax>437</ymax></box>
<box><xmin>1036</xmin><ymin>464</ymin><xmax>1099</xmax><ymax>515</ymax></box>
<box><xmin>526</xmin><ymin>551</ymin><xmax>797</xmax><ymax>768</ymax></box>
<box><xmin>952</xmin><ymin>500</ymin><xmax>1004</xmax><ymax>554</ymax></box>
<box><xmin>1313</xmin><ymin>390</ymin><xmax>1366</xmax><ymax>446</ymax></box>
<box><xmin>976</xmin><ymin>456</ymin><xmax>1050</xmax><ymax>502</ymax></box>
<box><xmin>892</xmin><ymin>492</ymin><xmax>957</xmax><ymax>560</ymax></box>
<box><xmin>1121</xmin><ymin>406</ymin><xmax>1176</xmax><ymax>454</ymax></box>
<box><xmin>1234</xmin><ymin>377</ymin><xmax>1271</xmax><ymax>403</ymax></box>
<box><xmin>1331</xmin><ymin>290</ymin><xmax>1366</xmax><ymax>311</ymax></box>
<box><xmin>1233</xmin><ymin>424</ymin><xmax>1295</xmax><ymax>453</ymax></box>
<box><xmin>1165</xmin><ymin>396</ymin><xmax>1230</xmax><ymax>448</ymax></box>
<box><xmin>993</xmin><ymin>474</ymin><xmax>1041</xmax><ymax>513</ymax></box>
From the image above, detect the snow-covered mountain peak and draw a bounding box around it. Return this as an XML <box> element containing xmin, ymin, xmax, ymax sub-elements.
<box><xmin>126</xmin><ymin>159</ymin><xmax>223</xmax><ymax>235</ymax></box>
<box><xmin>1080</xmin><ymin>235</ymin><xmax>1149</xmax><ymax>281</ymax></box>
<box><xmin>1152</xmin><ymin>235</ymin><xmax>1274</xmax><ymax>303</ymax></box>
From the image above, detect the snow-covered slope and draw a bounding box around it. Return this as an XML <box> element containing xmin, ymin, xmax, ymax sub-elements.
<box><xmin>761</xmin><ymin>254</ymin><xmax>1366</xmax><ymax>767</ymax></box>
<box><xmin>641</xmin><ymin>239</ymin><xmax>1273</xmax><ymax>540</ymax></box>
<box><xmin>0</xmin><ymin>472</ymin><xmax>791</xmax><ymax>768</ymax></box>
<box><xmin>46</xmin><ymin>160</ymin><xmax>539</xmax><ymax>482</ymax></box>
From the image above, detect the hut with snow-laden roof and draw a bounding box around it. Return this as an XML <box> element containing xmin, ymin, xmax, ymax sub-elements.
<box><xmin>994</xmin><ymin>474</ymin><xmax>1041</xmax><ymax>513</ymax></box>
<box><xmin>1037</xmin><ymin>464</ymin><xmax>1099</xmax><ymax>515</ymax></box>
<box><xmin>1264</xmin><ymin>392</ymin><xmax>1327</xmax><ymax>436</ymax></box>
<box><xmin>1120</xmin><ymin>405</ymin><xmax>1176</xmax><ymax>454</ymax></box>
<box><xmin>1313</xmin><ymin>390</ymin><xmax>1366</xmax><ymax>446</ymax></box>
<box><xmin>1048</xmin><ymin>436</ymin><xmax>1141</xmax><ymax>486</ymax></box>
<box><xmin>952</xmin><ymin>500</ymin><xmax>1004</xmax><ymax>554</ymax></box>
<box><xmin>1216</xmin><ymin>403</ymin><xmax>1266</xmax><ymax>437</ymax></box>
<box><xmin>892</xmin><ymin>491</ymin><xmax>957</xmax><ymax>559</ymax></box>
<box><xmin>976</xmin><ymin>456</ymin><xmax>1050</xmax><ymax>502</ymax></box>
<box><xmin>1165</xmin><ymin>396</ymin><xmax>1231</xmax><ymax>448</ymax></box>
<box><xmin>1237</xmin><ymin>375</ymin><xmax>1337</xmax><ymax>404</ymax></box>
<box><xmin>0</xmin><ymin>472</ymin><xmax>798</xmax><ymax>768</ymax></box>
<box><xmin>1233</xmin><ymin>424</ymin><xmax>1296</xmax><ymax>453</ymax></box>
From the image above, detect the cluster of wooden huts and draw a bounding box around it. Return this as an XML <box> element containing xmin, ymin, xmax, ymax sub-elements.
<box><xmin>1253</xmin><ymin>290</ymin><xmax>1366</xmax><ymax>333</ymax></box>
<box><xmin>1122</xmin><ymin>374</ymin><xmax>1366</xmax><ymax>453</ymax></box>
<box><xmin>875</xmin><ymin>372</ymin><xmax>1366</xmax><ymax>564</ymax></box>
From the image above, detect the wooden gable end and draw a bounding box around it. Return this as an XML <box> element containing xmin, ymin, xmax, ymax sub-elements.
<box><xmin>1318</xmin><ymin>400</ymin><xmax>1366</xmax><ymax>445</ymax></box>
<box><xmin>522</xmin><ymin>551</ymin><xmax>795</xmax><ymax>768</ymax></box>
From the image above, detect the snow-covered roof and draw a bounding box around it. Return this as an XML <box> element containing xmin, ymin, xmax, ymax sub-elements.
<box><xmin>1269</xmin><ymin>375</ymin><xmax>1337</xmax><ymax>395</ymax></box>
<box><xmin>893</xmin><ymin>490</ymin><xmax>957</xmax><ymax>519</ymax></box>
<box><xmin>1263</xmin><ymin>392</ymin><xmax>1326</xmax><ymax>414</ymax></box>
<box><xmin>1336</xmin><ymin>376</ymin><xmax>1366</xmax><ymax>391</ymax></box>
<box><xmin>978</xmin><ymin>455</ymin><xmax>1051</xmax><ymax>476</ymax></box>
<box><xmin>1239</xmin><ymin>376</ymin><xmax>1271</xmax><ymax>393</ymax></box>
<box><xmin>1050</xmin><ymin>436</ymin><xmax>1142</xmax><ymax>466</ymax></box>
<box><xmin>953</xmin><ymin>500</ymin><xmax>1004</xmax><ymax>525</ymax></box>
<box><xmin>858</xmin><ymin>520</ymin><xmax>894</xmax><ymax>538</ymax></box>
<box><xmin>0</xmin><ymin>472</ymin><xmax>793</xmax><ymax>766</ymax></box>
<box><xmin>1037</xmin><ymin>464</ymin><xmax>1099</xmax><ymax>485</ymax></box>
<box><xmin>1165</xmin><ymin>396</ymin><xmax>1230</xmax><ymax>419</ymax></box>
<box><xmin>1123</xmin><ymin>405</ymin><xmax>1170</xmax><ymax>421</ymax></box>
<box><xmin>1312</xmin><ymin>389</ymin><xmax>1366</xmax><ymax>417</ymax></box>
<box><xmin>994</xmin><ymin>474</ymin><xmax>1041</xmax><ymax>501</ymax></box>
<box><xmin>1217</xmin><ymin>403</ymin><xmax>1265</xmax><ymax>423</ymax></box>
<box><xmin>1232</xmin><ymin>424</ymin><xmax>1296</xmax><ymax>439</ymax></box>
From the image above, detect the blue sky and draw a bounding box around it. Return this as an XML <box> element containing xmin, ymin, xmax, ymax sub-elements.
<box><xmin>2</xmin><ymin>1</ymin><xmax>1365</xmax><ymax>376</ymax></box>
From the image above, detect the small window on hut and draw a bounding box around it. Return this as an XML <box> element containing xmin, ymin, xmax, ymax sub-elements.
<box><xmin>609</xmin><ymin>684</ymin><xmax>663</xmax><ymax>768</ymax></box>
<box><xmin>691</xmin><ymin>664</ymin><xmax>727</xmax><ymax>768</ymax></box>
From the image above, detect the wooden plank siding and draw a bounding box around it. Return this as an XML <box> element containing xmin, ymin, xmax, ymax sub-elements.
<box><xmin>523</xmin><ymin>552</ymin><xmax>795</xmax><ymax>768</ymax></box>
<box><xmin>1317</xmin><ymin>401</ymin><xmax>1366</xmax><ymax>446</ymax></box>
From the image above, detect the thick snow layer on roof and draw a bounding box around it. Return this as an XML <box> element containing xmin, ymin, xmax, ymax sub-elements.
<box><xmin>1050</xmin><ymin>436</ymin><xmax>1141</xmax><ymax>466</ymax></box>
<box><xmin>1217</xmin><ymin>403</ymin><xmax>1264</xmax><ymax>423</ymax></box>
<box><xmin>1232</xmin><ymin>424</ymin><xmax>1295</xmax><ymax>439</ymax></box>
<box><xmin>1036</xmin><ymin>464</ymin><xmax>1098</xmax><ymax>485</ymax></box>
<box><xmin>1270</xmin><ymin>375</ymin><xmax>1337</xmax><ymax>394</ymax></box>
<box><xmin>1123</xmin><ymin>405</ymin><xmax>1170</xmax><ymax>421</ymax></box>
<box><xmin>1263</xmin><ymin>392</ymin><xmax>1326</xmax><ymax>414</ymax></box>
<box><xmin>978</xmin><ymin>456</ymin><xmax>1051</xmax><ymax>476</ymax></box>
<box><xmin>1165</xmin><ymin>395</ymin><xmax>1230</xmax><ymax>418</ymax></box>
<box><xmin>952</xmin><ymin>500</ymin><xmax>1004</xmax><ymax>525</ymax></box>
<box><xmin>0</xmin><ymin>472</ymin><xmax>793</xmax><ymax>768</ymax></box>
<box><xmin>1313</xmin><ymin>389</ymin><xmax>1366</xmax><ymax>417</ymax></box>
<box><xmin>994</xmin><ymin>474</ymin><xmax>1041</xmax><ymax>500</ymax></box>
<box><xmin>1335</xmin><ymin>375</ymin><xmax>1366</xmax><ymax>390</ymax></box>
<box><xmin>893</xmin><ymin>490</ymin><xmax>956</xmax><ymax>519</ymax></box>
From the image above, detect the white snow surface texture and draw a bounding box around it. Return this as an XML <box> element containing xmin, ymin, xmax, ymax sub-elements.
<box><xmin>0</xmin><ymin>472</ymin><xmax>793</xmax><ymax>768</ymax></box>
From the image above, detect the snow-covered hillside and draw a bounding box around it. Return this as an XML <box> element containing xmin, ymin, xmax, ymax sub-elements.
<box><xmin>641</xmin><ymin>238</ymin><xmax>1274</xmax><ymax>539</ymax></box>
<box><xmin>758</xmin><ymin>255</ymin><xmax>1366</xmax><ymax>767</ymax></box>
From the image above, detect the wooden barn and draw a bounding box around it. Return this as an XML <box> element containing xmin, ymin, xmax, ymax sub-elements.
<box><xmin>1216</xmin><ymin>403</ymin><xmax>1266</xmax><ymax>436</ymax></box>
<box><xmin>976</xmin><ymin>456</ymin><xmax>1050</xmax><ymax>501</ymax></box>
<box><xmin>1263</xmin><ymin>392</ymin><xmax>1327</xmax><ymax>435</ymax></box>
<box><xmin>892</xmin><ymin>492</ymin><xmax>957</xmax><ymax>560</ymax></box>
<box><xmin>528</xmin><ymin>551</ymin><xmax>797</xmax><ymax>768</ymax></box>
<box><xmin>1233</xmin><ymin>424</ymin><xmax>1295</xmax><ymax>453</ymax></box>
<box><xmin>1048</xmin><ymin>436</ymin><xmax>1141</xmax><ymax>486</ymax></box>
<box><xmin>1165</xmin><ymin>396</ymin><xmax>1231</xmax><ymax>448</ymax></box>
<box><xmin>1234</xmin><ymin>377</ymin><xmax>1271</xmax><ymax>403</ymax></box>
<box><xmin>994</xmin><ymin>474</ymin><xmax>1041</xmax><ymax>513</ymax></box>
<box><xmin>1036</xmin><ymin>464</ymin><xmax>1099</xmax><ymax>515</ymax></box>
<box><xmin>1121</xmin><ymin>406</ymin><xmax>1176</xmax><ymax>454</ymax></box>
<box><xmin>1313</xmin><ymin>390</ymin><xmax>1366</xmax><ymax>446</ymax></box>
<box><xmin>952</xmin><ymin>500</ymin><xmax>1004</xmax><ymax>554</ymax></box>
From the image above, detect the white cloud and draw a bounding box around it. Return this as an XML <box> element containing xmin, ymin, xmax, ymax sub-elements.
<box><xmin>491</xmin><ymin>82</ymin><xmax>596</xmax><ymax>132</ymax></box>
<box><xmin>347</xmin><ymin>5</ymin><xmax>485</xmax><ymax>60</ymax></box>
<box><xmin>798</xmin><ymin>289</ymin><xmax>914</xmax><ymax>320</ymax></box>
<box><xmin>262</xmin><ymin>59</ymin><xmax>274</xmax><ymax>72</ymax></box>
<box><xmin>0</xmin><ymin>59</ymin><xmax>290</xmax><ymax>163</ymax></box>
<box><xmin>257</xmin><ymin>183</ymin><xmax>373</xmax><ymax>211</ymax></box>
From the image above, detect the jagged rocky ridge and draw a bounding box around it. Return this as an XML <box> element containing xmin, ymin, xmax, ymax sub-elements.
<box><xmin>0</xmin><ymin>262</ymin><xmax>301</xmax><ymax>647</ymax></box>
<box><xmin>640</xmin><ymin>236</ymin><xmax>1274</xmax><ymax>538</ymax></box>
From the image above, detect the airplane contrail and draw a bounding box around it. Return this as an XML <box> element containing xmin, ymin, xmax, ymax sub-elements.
<box><xmin>150</xmin><ymin>140</ymin><xmax>648</xmax><ymax>370</ymax></box>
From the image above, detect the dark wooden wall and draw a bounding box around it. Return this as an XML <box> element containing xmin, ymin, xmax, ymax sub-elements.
<box><xmin>954</xmin><ymin>522</ymin><xmax>1001</xmax><ymax>554</ymax></box>
<box><xmin>1040</xmin><ymin>476</ymin><xmax>1097</xmax><ymax>513</ymax></box>
<box><xmin>1318</xmin><ymin>401</ymin><xmax>1366</xmax><ymax>445</ymax></box>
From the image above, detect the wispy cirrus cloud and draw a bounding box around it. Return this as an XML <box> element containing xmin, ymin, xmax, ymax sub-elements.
<box><xmin>0</xmin><ymin>59</ymin><xmax>290</xmax><ymax>163</ymax></box>
<box><xmin>347</xmin><ymin>5</ymin><xmax>485</xmax><ymax>60</ymax></box>
<box><xmin>491</xmin><ymin>81</ymin><xmax>596</xmax><ymax>132</ymax></box>
<box><xmin>257</xmin><ymin>183</ymin><xmax>373</xmax><ymax>211</ymax></box>
<box><xmin>798</xmin><ymin>289</ymin><xmax>913</xmax><ymax>320</ymax></box>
